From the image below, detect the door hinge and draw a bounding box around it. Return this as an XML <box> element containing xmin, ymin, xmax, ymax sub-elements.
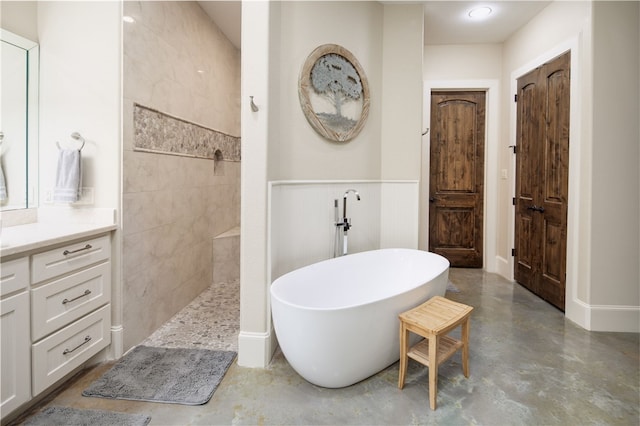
<box><xmin>512</xmin><ymin>248</ymin><xmax>516</xmax><ymax>257</ymax></box>
<box><xmin>514</xmin><ymin>94</ymin><xmax>518</xmax><ymax>102</ymax></box>
<box><xmin>512</xmin><ymin>197</ymin><xmax>516</xmax><ymax>206</ymax></box>
<box><xmin>508</xmin><ymin>145</ymin><xmax>517</xmax><ymax>154</ymax></box>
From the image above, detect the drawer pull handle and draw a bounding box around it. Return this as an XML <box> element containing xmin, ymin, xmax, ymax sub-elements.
<box><xmin>62</xmin><ymin>335</ymin><xmax>92</xmax><ymax>355</ymax></box>
<box><xmin>62</xmin><ymin>289</ymin><xmax>92</xmax><ymax>305</ymax></box>
<box><xmin>63</xmin><ymin>244</ymin><xmax>92</xmax><ymax>256</ymax></box>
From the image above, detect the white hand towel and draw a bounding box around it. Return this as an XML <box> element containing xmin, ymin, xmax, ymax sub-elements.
<box><xmin>53</xmin><ymin>149</ymin><xmax>82</xmax><ymax>203</ymax></box>
<box><xmin>0</xmin><ymin>161</ymin><xmax>7</xmax><ymax>201</ymax></box>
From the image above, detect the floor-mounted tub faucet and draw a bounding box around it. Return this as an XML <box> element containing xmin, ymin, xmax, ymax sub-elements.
<box><xmin>334</xmin><ymin>189</ymin><xmax>361</xmax><ymax>257</ymax></box>
<box><xmin>342</xmin><ymin>189</ymin><xmax>360</xmax><ymax>233</ymax></box>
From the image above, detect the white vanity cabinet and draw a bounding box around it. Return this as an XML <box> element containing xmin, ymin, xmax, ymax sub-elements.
<box><xmin>0</xmin><ymin>257</ymin><xmax>31</xmax><ymax>417</ymax></box>
<box><xmin>30</xmin><ymin>235</ymin><xmax>112</xmax><ymax>395</ymax></box>
<box><xmin>0</xmin><ymin>230</ymin><xmax>113</xmax><ymax>420</ymax></box>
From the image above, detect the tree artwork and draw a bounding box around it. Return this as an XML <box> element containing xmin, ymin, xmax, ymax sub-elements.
<box><xmin>299</xmin><ymin>45</ymin><xmax>370</xmax><ymax>142</ymax></box>
<box><xmin>311</xmin><ymin>54</ymin><xmax>362</xmax><ymax>123</ymax></box>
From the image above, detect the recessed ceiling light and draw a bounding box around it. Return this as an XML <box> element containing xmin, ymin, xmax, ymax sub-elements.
<box><xmin>468</xmin><ymin>6</ymin><xmax>493</xmax><ymax>20</ymax></box>
<box><xmin>123</xmin><ymin>16</ymin><xmax>136</xmax><ymax>24</ymax></box>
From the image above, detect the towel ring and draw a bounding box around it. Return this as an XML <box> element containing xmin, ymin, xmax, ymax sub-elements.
<box><xmin>56</xmin><ymin>132</ymin><xmax>86</xmax><ymax>150</ymax></box>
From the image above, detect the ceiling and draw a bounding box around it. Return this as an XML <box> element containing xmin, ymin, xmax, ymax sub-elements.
<box><xmin>198</xmin><ymin>1</ymin><xmax>552</xmax><ymax>50</ymax></box>
<box><xmin>197</xmin><ymin>1</ymin><xmax>241</xmax><ymax>49</ymax></box>
<box><xmin>423</xmin><ymin>1</ymin><xmax>551</xmax><ymax>45</ymax></box>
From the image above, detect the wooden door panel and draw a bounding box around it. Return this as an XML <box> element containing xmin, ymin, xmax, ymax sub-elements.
<box><xmin>541</xmin><ymin>218</ymin><xmax>564</xmax><ymax>282</ymax></box>
<box><xmin>514</xmin><ymin>51</ymin><xmax>570</xmax><ymax>311</ymax></box>
<box><xmin>518</xmin><ymin>83</ymin><xmax>538</xmax><ymax>201</ymax></box>
<box><xmin>429</xmin><ymin>91</ymin><xmax>485</xmax><ymax>268</ymax></box>
<box><xmin>514</xmin><ymin>68</ymin><xmax>541</xmax><ymax>288</ymax></box>
<box><xmin>515</xmin><ymin>215</ymin><xmax>536</xmax><ymax>291</ymax></box>
<box><xmin>433</xmin><ymin>207</ymin><xmax>474</xmax><ymax>248</ymax></box>
<box><xmin>543</xmin><ymin>67</ymin><xmax>570</xmax><ymax>204</ymax></box>
<box><xmin>435</xmin><ymin>100</ymin><xmax>477</xmax><ymax>192</ymax></box>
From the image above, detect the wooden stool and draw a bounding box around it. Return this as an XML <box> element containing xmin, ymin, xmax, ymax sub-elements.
<box><xmin>398</xmin><ymin>296</ymin><xmax>473</xmax><ymax>410</ymax></box>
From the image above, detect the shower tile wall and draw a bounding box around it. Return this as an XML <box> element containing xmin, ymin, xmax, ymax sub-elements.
<box><xmin>122</xmin><ymin>1</ymin><xmax>240</xmax><ymax>351</ymax></box>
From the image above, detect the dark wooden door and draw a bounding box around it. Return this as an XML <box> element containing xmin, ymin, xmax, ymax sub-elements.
<box><xmin>514</xmin><ymin>51</ymin><xmax>570</xmax><ymax>311</ymax></box>
<box><xmin>429</xmin><ymin>91</ymin><xmax>485</xmax><ymax>268</ymax></box>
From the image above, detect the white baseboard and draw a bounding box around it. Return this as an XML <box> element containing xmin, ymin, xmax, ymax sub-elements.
<box><xmin>110</xmin><ymin>325</ymin><xmax>124</xmax><ymax>359</ymax></box>
<box><xmin>238</xmin><ymin>327</ymin><xmax>276</xmax><ymax>368</ymax></box>
<box><xmin>589</xmin><ymin>304</ymin><xmax>640</xmax><ymax>332</ymax></box>
<box><xmin>566</xmin><ymin>298</ymin><xmax>639</xmax><ymax>332</ymax></box>
<box><xmin>565</xmin><ymin>297</ymin><xmax>591</xmax><ymax>330</ymax></box>
<box><xmin>495</xmin><ymin>255</ymin><xmax>511</xmax><ymax>280</ymax></box>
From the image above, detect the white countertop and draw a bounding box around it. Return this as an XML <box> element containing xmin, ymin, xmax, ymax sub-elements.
<box><xmin>0</xmin><ymin>208</ymin><xmax>117</xmax><ymax>258</ymax></box>
<box><xmin>0</xmin><ymin>222</ymin><xmax>117</xmax><ymax>258</ymax></box>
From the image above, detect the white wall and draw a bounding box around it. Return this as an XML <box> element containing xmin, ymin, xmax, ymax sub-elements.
<box><xmin>38</xmin><ymin>1</ymin><xmax>121</xmax><ymax>209</ymax></box>
<box><xmin>269</xmin><ymin>180</ymin><xmax>419</xmax><ymax>281</ymax></box>
<box><xmin>270</xmin><ymin>181</ymin><xmax>382</xmax><ymax>281</ymax></box>
<box><xmin>424</xmin><ymin>44</ymin><xmax>503</xmax><ymax>80</ymax></box>
<box><xmin>240</xmin><ymin>1</ymin><xmax>425</xmax><ymax>367</ymax></box>
<box><xmin>501</xmin><ymin>1</ymin><xmax>639</xmax><ymax>331</ymax></box>
<box><xmin>380</xmin><ymin>4</ymin><xmax>424</xmax><ymax>181</ymax></box>
<box><xmin>270</xmin><ymin>1</ymin><xmax>383</xmax><ymax>181</ymax></box>
<box><xmin>18</xmin><ymin>2</ymin><xmax>122</xmax><ymax>356</ymax></box>
<box><xmin>589</xmin><ymin>1</ymin><xmax>639</xmax><ymax>326</ymax></box>
<box><xmin>239</xmin><ymin>0</ymin><xmax>274</xmax><ymax>368</ymax></box>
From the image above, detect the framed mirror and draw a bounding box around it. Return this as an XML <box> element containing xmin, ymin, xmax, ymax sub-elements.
<box><xmin>298</xmin><ymin>44</ymin><xmax>370</xmax><ymax>143</ymax></box>
<box><xmin>1</xmin><ymin>28</ymin><xmax>39</xmax><ymax>211</ymax></box>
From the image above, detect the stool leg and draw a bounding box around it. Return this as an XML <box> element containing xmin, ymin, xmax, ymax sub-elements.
<box><xmin>428</xmin><ymin>335</ymin><xmax>438</xmax><ymax>410</ymax></box>
<box><xmin>398</xmin><ymin>322</ymin><xmax>408</xmax><ymax>389</ymax></box>
<box><xmin>461</xmin><ymin>318</ymin><xmax>470</xmax><ymax>378</ymax></box>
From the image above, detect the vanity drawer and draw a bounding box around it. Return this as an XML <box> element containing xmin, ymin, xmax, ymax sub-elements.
<box><xmin>1</xmin><ymin>257</ymin><xmax>29</xmax><ymax>296</ymax></box>
<box><xmin>31</xmin><ymin>262</ymin><xmax>111</xmax><ymax>341</ymax></box>
<box><xmin>31</xmin><ymin>235</ymin><xmax>110</xmax><ymax>284</ymax></box>
<box><xmin>32</xmin><ymin>304</ymin><xmax>110</xmax><ymax>396</ymax></box>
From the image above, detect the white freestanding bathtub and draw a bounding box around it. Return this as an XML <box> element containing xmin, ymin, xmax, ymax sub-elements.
<box><xmin>270</xmin><ymin>248</ymin><xmax>450</xmax><ymax>388</ymax></box>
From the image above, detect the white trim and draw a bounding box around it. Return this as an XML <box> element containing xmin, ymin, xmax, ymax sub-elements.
<box><xmin>567</xmin><ymin>298</ymin><xmax>592</xmax><ymax>330</ymax></box>
<box><xmin>567</xmin><ymin>301</ymin><xmax>640</xmax><ymax>333</ymax></box>
<box><xmin>1</xmin><ymin>28</ymin><xmax>38</xmax><ymax>50</ymax></box>
<box><xmin>589</xmin><ymin>305</ymin><xmax>640</xmax><ymax>333</ymax></box>
<box><xmin>495</xmin><ymin>255</ymin><xmax>511</xmax><ymax>279</ymax></box>
<box><xmin>109</xmin><ymin>325</ymin><xmax>123</xmax><ymax>359</ymax></box>
<box><xmin>508</xmin><ymin>36</ymin><xmax>583</xmax><ymax>325</ymax></box>
<box><xmin>422</xmin><ymin>80</ymin><xmax>500</xmax><ymax>272</ymax></box>
<box><xmin>237</xmin><ymin>329</ymin><xmax>276</xmax><ymax>368</ymax></box>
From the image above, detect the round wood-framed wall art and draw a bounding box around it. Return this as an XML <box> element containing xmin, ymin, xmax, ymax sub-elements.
<box><xmin>298</xmin><ymin>44</ymin><xmax>370</xmax><ymax>142</ymax></box>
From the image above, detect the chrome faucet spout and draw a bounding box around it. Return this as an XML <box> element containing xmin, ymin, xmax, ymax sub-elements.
<box><xmin>343</xmin><ymin>189</ymin><xmax>360</xmax><ymax>221</ymax></box>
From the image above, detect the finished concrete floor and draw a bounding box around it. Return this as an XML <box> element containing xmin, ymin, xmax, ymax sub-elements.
<box><xmin>15</xmin><ymin>269</ymin><xmax>640</xmax><ymax>425</ymax></box>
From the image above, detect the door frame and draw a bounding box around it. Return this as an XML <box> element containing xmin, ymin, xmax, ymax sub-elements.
<box><xmin>508</xmin><ymin>37</ymin><xmax>583</xmax><ymax>323</ymax></box>
<box><xmin>420</xmin><ymin>79</ymin><xmax>499</xmax><ymax>271</ymax></box>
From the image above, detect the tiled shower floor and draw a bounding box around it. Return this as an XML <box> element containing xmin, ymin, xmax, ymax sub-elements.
<box><xmin>141</xmin><ymin>279</ymin><xmax>239</xmax><ymax>352</ymax></box>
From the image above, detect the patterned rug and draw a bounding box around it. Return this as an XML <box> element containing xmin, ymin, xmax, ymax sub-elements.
<box><xmin>82</xmin><ymin>346</ymin><xmax>236</xmax><ymax>405</ymax></box>
<box><xmin>24</xmin><ymin>406</ymin><xmax>150</xmax><ymax>426</ymax></box>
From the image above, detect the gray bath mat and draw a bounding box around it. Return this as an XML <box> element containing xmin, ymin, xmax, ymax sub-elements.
<box><xmin>24</xmin><ymin>406</ymin><xmax>151</xmax><ymax>426</ymax></box>
<box><xmin>446</xmin><ymin>281</ymin><xmax>460</xmax><ymax>293</ymax></box>
<box><xmin>82</xmin><ymin>345</ymin><xmax>236</xmax><ymax>405</ymax></box>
